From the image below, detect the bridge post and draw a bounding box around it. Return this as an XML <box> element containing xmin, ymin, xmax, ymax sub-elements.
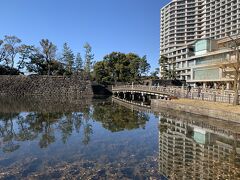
<box><xmin>131</xmin><ymin>93</ymin><xmax>135</xmax><ymax>101</ymax></box>
<box><xmin>142</xmin><ymin>93</ymin><xmax>146</xmax><ymax>102</ymax></box>
<box><xmin>181</xmin><ymin>85</ymin><xmax>184</xmax><ymax>98</ymax></box>
<box><xmin>123</xmin><ymin>92</ymin><xmax>126</xmax><ymax>99</ymax></box>
<box><xmin>148</xmin><ymin>94</ymin><xmax>151</xmax><ymax>100</ymax></box>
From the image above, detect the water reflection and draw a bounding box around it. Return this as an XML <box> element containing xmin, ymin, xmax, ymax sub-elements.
<box><xmin>159</xmin><ymin>112</ymin><xmax>240</xmax><ymax>179</ymax></box>
<box><xmin>0</xmin><ymin>96</ymin><xmax>157</xmax><ymax>179</ymax></box>
<box><xmin>1</xmin><ymin>96</ymin><xmax>240</xmax><ymax>179</ymax></box>
<box><xmin>92</xmin><ymin>101</ymin><xmax>149</xmax><ymax>132</ymax></box>
<box><xmin>0</xmin><ymin>97</ymin><xmax>150</xmax><ymax>153</ymax></box>
<box><xmin>112</xmin><ymin>98</ymin><xmax>240</xmax><ymax>179</ymax></box>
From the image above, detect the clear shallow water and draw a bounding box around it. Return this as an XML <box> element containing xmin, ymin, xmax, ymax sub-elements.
<box><xmin>0</xmin><ymin>96</ymin><xmax>240</xmax><ymax>179</ymax></box>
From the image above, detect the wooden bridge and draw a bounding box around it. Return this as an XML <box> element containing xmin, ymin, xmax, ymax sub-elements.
<box><xmin>112</xmin><ymin>85</ymin><xmax>179</xmax><ymax>101</ymax></box>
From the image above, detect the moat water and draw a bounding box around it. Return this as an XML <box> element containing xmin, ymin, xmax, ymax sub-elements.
<box><xmin>0</xmin><ymin>96</ymin><xmax>240</xmax><ymax>179</ymax></box>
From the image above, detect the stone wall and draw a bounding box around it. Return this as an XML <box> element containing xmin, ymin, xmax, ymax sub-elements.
<box><xmin>151</xmin><ymin>99</ymin><xmax>240</xmax><ymax>123</ymax></box>
<box><xmin>0</xmin><ymin>75</ymin><xmax>93</xmax><ymax>97</ymax></box>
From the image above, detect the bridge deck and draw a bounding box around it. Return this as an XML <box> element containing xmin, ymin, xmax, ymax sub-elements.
<box><xmin>112</xmin><ymin>85</ymin><xmax>178</xmax><ymax>97</ymax></box>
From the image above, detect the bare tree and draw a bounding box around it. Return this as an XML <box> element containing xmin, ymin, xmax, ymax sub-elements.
<box><xmin>220</xmin><ymin>33</ymin><xmax>240</xmax><ymax>105</ymax></box>
<box><xmin>39</xmin><ymin>39</ymin><xmax>57</xmax><ymax>76</ymax></box>
<box><xmin>3</xmin><ymin>35</ymin><xmax>22</xmax><ymax>68</ymax></box>
<box><xmin>0</xmin><ymin>39</ymin><xmax>6</xmax><ymax>62</ymax></box>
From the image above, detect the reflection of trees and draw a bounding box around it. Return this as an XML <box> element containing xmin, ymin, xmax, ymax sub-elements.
<box><xmin>0</xmin><ymin>113</ymin><xmax>21</xmax><ymax>153</ymax></box>
<box><xmin>158</xmin><ymin>117</ymin><xmax>168</xmax><ymax>134</ymax></box>
<box><xmin>92</xmin><ymin>102</ymin><xmax>149</xmax><ymax>132</ymax></box>
<box><xmin>0</xmin><ymin>100</ymin><xmax>149</xmax><ymax>153</ymax></box>
<box><xmin>0</xmin><ymin>107</ymin><xmax>93</xmax><ymax>153</ymax></box>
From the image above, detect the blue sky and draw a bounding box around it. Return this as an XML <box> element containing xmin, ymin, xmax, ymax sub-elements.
<box><xmin>0</xmin><ymin>0</ymin><xmax>170</xmax><ymax>71</ymax></box>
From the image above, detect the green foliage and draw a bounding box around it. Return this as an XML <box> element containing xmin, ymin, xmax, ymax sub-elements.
<box><xmin>26</xmin><ymin>53</ymin><xmax>65</xmax><ymax>75</ymax></box>
<box><xmin>159</xmin><ymin>55</ymin><xmax>168</xmax><ymax>79</ymax></box>
<box><xmin>40</xmin><ymin>39</ymin><xmax>57</xmax><ymax>75</ymax></box>
<box><xmin>83</xmin><ymin>43</ymin><xmax>94</xmax><ymax>78</ymax></box>
<box><xmin>75</xmin><ymin>52</ymin><xmax>83</xmax><ymax>74</ymax></box>
<box><xmin>92</xmin><ymin>101</ymin><xmax>149</xmax><ymax>132</ymax></box>
<box><xmin>26</xmin><ymin>53</ymin><xmax>46</xmax><ymax>75</ymax></box>
<box><xmin>26</xmin><ymin>39</ymin><xmax>65</xmax><ymax>75</ymax></box>
<box><xmin>61</xmin><ymin>42</ymin><xmax>75</xmax><ymax>75</ymax></box>
<box><xmin>159</xmin><ymin>55</ymin><xmax>177</xmax><ymax>80</ymax></box>
<box><xmin>0</xmin><ymin>65</ymin><xmax>21</xmax><ymax>75</ymax></box>
<box><xmin>93</xmin><ymin>52</ymin><xmax>150</xmax><ymax>84</ymax></box>
<box><xmin>17</xmin><ymin>45</ymin><xmax>36</xmax><ymax>70</ymax></box>
<box><xmin>0</xmin><ymin>35</ymin><xmax>98</xmax><ymax>77</ymax></box>
<box><xmin>0</xmin><ymin>97</ymin><xmax>151</xmax><ymax>152</ymax></box>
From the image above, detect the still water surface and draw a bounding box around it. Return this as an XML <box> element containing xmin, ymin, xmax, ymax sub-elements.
<box><xmin>0</xmin><ymin>96</ymin><xmax>240</xmax><ymax>179</ymax></box>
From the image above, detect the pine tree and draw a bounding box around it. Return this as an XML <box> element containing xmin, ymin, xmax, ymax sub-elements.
<box><xmin>75</xmin><ymin>52</ymin><xmax>83</xmax><ymax>73</ymax></box>
<box><xmin>83</xmin><ymin>43</ymin><xmax>94</xmax><ymax>76</ymax></box>
<box><xmin>159</xmin><ymin>55</ymin><xmax>169</xmax><ymax>79</ymax></box>
<box><xmin>62</xmin><ymin>42</ymin><xmax>74</xmax><ymax>75</ymax></box>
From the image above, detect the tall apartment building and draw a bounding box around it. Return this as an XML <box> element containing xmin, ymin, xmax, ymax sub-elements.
<box><xmin>160</xmin><ymin>0</ymin><xmax>240</xmax><ymax>87</ymax></box>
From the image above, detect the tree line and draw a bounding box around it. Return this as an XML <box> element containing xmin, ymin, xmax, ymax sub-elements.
<box><xmin>0</xmin><ymin>35</ymin><xmax>94</xmax><ymax>77</ymax></box>
<box><xmin>0</xmin><ymin>35</ymin><xmax>152</xmax><ymax>85</ymax></box>
<box><xmin>94</xmin><ymin>52</ymin><xmax>150</xmax><ymax>84</ymax></box>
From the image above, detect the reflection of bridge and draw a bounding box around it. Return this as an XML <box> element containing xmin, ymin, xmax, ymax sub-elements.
<box><xmin>112</xmin><ymin>96</ymin><xmax>153</xmax><ymax>114</ymax></box>
<box><xmin>112</xmin><ymin>95</ymin><xmax>240</xmax><ymax>140</ymax></box>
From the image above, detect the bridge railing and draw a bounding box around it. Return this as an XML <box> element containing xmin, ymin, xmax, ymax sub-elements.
<box><xmin>112</xmin><ymin>85</ymin><xmax>182</xmax><ymax>95</ymax></box>
<box><xmin>112</xmin><ymin>85</ymin><xmax>240</xmax><ymax>104</ymax></box>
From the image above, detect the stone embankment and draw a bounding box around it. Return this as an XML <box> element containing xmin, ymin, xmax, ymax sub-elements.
<box><xmin>0</xmin><ymin>95</ymin><xmax>92</xmax><ymax>113</ymax></box>
<box><xmin>151</xmin><ymin>99</ymin><xmax>240</xmax><ymax>123</ymax></box>
<box><xmin>0</xmin><ymin>75</ymin><xmax>93</xmax><ymax>97</ymax></box>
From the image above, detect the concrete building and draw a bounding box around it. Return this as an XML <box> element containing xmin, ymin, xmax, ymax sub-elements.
<box><xmin>160</xmin><ymin>0</ymin><xmax>240</xmax><ymax>87</ymax></box>
<box><xmin>187</xmin><ymin>38</ymin><xmax>239</xmax><ymax>89</ymax></box>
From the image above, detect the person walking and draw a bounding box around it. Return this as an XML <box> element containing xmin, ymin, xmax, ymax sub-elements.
<box><xmin>187</xmin><ymin>84</ymin><xmax>191</xmax><ymax>98</ymax></box>
<box><xmin>187</xmin><ymin>84</ymin><xmax>191</xmax><ymax>93</ymax></box>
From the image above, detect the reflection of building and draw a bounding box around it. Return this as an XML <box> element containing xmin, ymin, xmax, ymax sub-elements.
<box><xmin>159</xmin><ymin>116</ymin><xmax>240</xmax><ymax>179</ymax></box>
<box><xmin>0</xmin><ymin>138</ymin><xmax>3</xmax><ymax>148</ymax></box>
<box><xmin>160</xmin><ymin>0</ymin><xmax>240</xmax><ymax>87</ymax></box>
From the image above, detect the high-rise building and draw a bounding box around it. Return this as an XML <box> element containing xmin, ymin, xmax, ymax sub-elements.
<box><xmin>160</xmin><ymin>0</ymin><xmax>240</xmax><ymax>87</ymax></box>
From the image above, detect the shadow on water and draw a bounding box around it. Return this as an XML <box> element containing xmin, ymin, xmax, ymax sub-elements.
<box><xmin>0</xmin><ymin>95</ymin><xmax>240</xmax><ymax>179</ymax></box>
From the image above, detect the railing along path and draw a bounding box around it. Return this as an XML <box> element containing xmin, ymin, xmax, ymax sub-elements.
<box><xmin>112</xmin><ymin>85</ymin><xmax>240</xmax><ymax>104</ymax></box>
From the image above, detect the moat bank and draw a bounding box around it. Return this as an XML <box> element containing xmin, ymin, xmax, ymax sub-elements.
<box><xmin>0</xmin><ymin>75</ymin><xmax>93</xmax><ymax>97</ymax></box>
<box><xmin>151</xmin><ymin>99</ymin><xmax>240</xmax><ymax>123</ymax></box>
